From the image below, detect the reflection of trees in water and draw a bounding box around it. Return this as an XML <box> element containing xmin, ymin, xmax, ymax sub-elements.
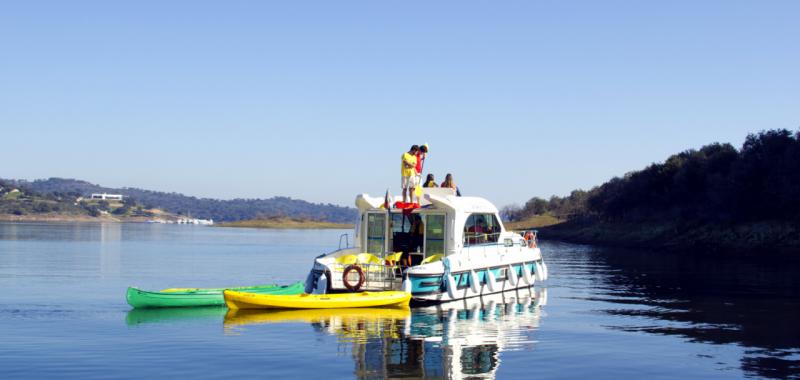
<box><xmin>349</xmin><ymin>289</ymin><xmax>545</xmax><ymax>380</ymax></box>
<box><xmin>573</xmin><ymin>245</ymin><xmax>800</xmax><ymax>379</ymax></box>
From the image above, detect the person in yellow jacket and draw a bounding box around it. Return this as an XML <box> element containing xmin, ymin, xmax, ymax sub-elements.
<box><xmin>401</xmin><ymin>145</ymin><xmax>419</xmax><ymax>203</ymax></box>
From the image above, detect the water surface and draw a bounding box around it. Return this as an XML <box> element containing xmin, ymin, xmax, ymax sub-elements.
<box><xmin>1</xmin><ymin>222</ymin><xmax>798</xmax><ymax>379</ymax></box>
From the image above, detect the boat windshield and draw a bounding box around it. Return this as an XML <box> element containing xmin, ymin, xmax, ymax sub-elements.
<box><xmin>463</xmin><ymin>213</ymin><xmax>501</xmax><ymax>246</ymax></box>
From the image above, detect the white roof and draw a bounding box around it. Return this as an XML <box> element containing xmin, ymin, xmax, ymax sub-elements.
<box><xmin>425</xmin><ymin>194</ymin><xmax>498</xmax><ymax>214</ymax></box>
<box><xmin>355</xmin><ymin>190</ymin><xmax>499</xmax><ymax>214</ymax></box>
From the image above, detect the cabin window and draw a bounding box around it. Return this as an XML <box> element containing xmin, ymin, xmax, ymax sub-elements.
<box><xmin>366</xmin><ymin>213</ymin><xmax>386</xmax><ymax>254</ymax></box>
<box><xmin>463</xmin><ymin>213</ymin><xmax>501</xmax><ymax>246</ymax></box>
<box><xmin>425</xmin><ymin>214</ymin><xmax>445</xmax><ymax>255</ymax></box>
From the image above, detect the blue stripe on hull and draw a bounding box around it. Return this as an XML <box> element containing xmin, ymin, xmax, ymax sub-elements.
<box><xmin>409</xmin><ymin>275</ymin><xmax>444</xmax><ymax>294</ymax></box>
<box><xmin>410</xmin><ymin>261</ymin><xmax>541</xmax><ymax>301</ymax></box>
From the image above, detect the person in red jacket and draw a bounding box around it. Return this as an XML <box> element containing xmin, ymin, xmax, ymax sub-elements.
<box><xmin>413</xmin><ymin>144</ymin><xmax>428</xmax><ymax>203</ymax></box>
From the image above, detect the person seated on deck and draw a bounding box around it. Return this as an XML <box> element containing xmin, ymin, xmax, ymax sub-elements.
<box><xmin>423</xmin><ymin>174</ymin><xmax>438</xmax><ymax>188</ymax></box>
<box><xmin>441</xmin><ymin>173</ymin><xmax>462</xmax><ymax>196</ymax></box>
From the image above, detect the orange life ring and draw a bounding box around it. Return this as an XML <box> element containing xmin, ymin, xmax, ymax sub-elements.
<box><xmin>524</xmin><ymin>231</ymin><xmax>537</xmax><ymax>248</ymax></box>
<box><xmin>342</xmin><ymin>264</ymin><xmax>365</xmax><ymax>292</ymax></box>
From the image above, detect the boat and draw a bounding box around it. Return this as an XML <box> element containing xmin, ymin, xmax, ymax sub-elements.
<box><xmin>223</xmin><ymin>290</ymin><xmax>411</xmax><ymax>310</ymax></box>
<box><xmin>303</xmin><ymin>188</ymin><xmax>549</xmax><ymax>302</ymax></box>
<box><xmin>126</xmin><ymin>281</ymin><xmax>305</xmax><ymax>308</ymax></box>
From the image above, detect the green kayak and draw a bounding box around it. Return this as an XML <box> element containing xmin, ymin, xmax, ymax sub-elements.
<box><xmin>126</xmin><ymin>281</ymin><xmax>305</xmax><ymax>309</ymax></box>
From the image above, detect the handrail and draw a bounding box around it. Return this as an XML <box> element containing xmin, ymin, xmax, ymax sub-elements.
<box><xmin>338</xmin><ymin>233</ymin><xmax>350</xmax><ymax>250</ymax></box>
<box><xmin>463</xmin><ymin>231</ymin><xmax>503</xmax><ymax>246</ymax></box>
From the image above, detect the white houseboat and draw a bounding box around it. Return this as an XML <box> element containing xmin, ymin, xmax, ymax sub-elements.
<box><xmin>304</xmin><ymin>188</ymin><xmax>548</xmax><ymax>302</ymax></box>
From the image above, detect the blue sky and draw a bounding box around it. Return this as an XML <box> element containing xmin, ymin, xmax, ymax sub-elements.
<box><xmin>1</xmin><ymin>1</ymin><xmax>798</xmax><ymax>207</ymax></box>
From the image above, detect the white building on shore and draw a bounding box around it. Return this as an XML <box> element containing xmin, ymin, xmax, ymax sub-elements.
<box><xmin>90</xmin><ymin>193</ymin><xmax>123</xmax><ymax>201</ymax></box>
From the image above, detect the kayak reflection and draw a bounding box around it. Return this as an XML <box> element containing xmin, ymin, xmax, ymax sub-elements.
<box><xmin>224</xmin><ymin>307</ymin><xmax>411</xmax><ymax>341</ymax></box>
<box><xmin>225</xmin><ymin>287</ymin><xmax>547</xmax><ymax>379</ymax></box>
<box><xmin>126</xmin><ymin>306</ymin><xmax>227</xmax><ymax>326</ymax></box>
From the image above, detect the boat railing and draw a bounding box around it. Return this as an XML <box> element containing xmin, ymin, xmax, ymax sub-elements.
<box><xmin>463</xmin><ymin>231</ymin><xmax>503</xmax><ymax>246</ymax></box>
<box><xmin>338</xmin><ymin>233</ymin><xmax>351</xmax><ymax>250</ymax></box>
<box><xmin>332</xmin><ymin>262</ymin><xmax>402</xmax><ymax>291</ymax></box>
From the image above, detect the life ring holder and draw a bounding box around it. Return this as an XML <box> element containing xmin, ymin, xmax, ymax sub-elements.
<box><xmin>342</xmin><ymin>264</ymin><xmax>365</xmax><ymax>292</ymax></box>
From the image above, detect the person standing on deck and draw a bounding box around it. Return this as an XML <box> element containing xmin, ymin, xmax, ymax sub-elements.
<box><xmin>414</xmin><ymin>144</ymin><xmax>428</xmax><ymax>201</ymax></box>
<box><xmin>401</xmin><ymin>145</ymin><xmax>419</xmax><ymax>203</ymax></box>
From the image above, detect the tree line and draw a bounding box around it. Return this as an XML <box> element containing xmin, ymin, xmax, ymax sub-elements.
<box><xmin>504</xmin><ymin>129</ymin><xmax>800</xmax><ymax>225</ymax></box>
<box><xmin>5</xmin><ymin>178</ymin><xmax>356</xmax><ymax>222</ymax></box>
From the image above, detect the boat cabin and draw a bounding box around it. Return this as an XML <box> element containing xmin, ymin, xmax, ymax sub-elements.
<box><xmin>353</xmin><ymin>188</ymin><xmax>506</xmax><ymax>265</ymax></box>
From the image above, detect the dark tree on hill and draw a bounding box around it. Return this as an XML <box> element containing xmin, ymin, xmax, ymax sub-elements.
<box><xmin>506</xmin><ymin>128</ymin><xmax>800</xmax><ymax>225</ymax></box>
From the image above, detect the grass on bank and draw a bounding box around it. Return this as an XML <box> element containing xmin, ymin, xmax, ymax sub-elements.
<box><xmin>505</xmin><ymin>214</ymin><xmax>564</xmax><ymax>231</ymax></box>
<box><xmin>215</xmin><ymin>217</ymin><xmax>353</xmax><ymax>229</ymax></box>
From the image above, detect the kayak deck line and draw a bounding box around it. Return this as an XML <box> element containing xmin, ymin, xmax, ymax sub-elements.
<box><xmin>224</xmin><ymin>290</ymin><xmax>411</xmax><ymax>310</ymax></box>
<box><xmin>126</xmin><ymin>281</ymin><xmax>305</xmax><ymax>309</ymax></box>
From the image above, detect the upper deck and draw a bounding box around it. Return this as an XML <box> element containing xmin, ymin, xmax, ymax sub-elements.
<box><xmin>355</xmin><ymin>188</ymin><xmax>498</xmax><ymax>214</ymax></box>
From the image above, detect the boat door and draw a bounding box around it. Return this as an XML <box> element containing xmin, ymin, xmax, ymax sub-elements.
<box><xmin>365</xmin><ymin>212</ymin><xmax>387</xmax><ymax>256</ymax></box>
<box><xmin>388</xmin><ymin>212</ymin><xmax>446</xmax><ymax>266</ymax></box>
<box><xmin>424</xmin><ymin>213</ymin><xmax>446</xmax><ymax>258</ymax></box>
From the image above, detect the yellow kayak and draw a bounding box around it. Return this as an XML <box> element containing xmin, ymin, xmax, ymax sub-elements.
<box><xmin>223</xmin><ymin>290</ymin><xmax>411</xmax><ymax>310</ymax></box>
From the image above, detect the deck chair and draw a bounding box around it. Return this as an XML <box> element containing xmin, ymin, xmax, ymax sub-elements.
<box><xmin>421</xmin><ymin>254</ymin><xmax>443</xmax><ymax>265</ymax></box>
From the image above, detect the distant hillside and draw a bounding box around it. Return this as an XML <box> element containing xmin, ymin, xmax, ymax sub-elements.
<box><xmin>0</xmin><ymin>178</ymin><xmax>171</xmax><ymax>221</ymax></box>
<box><xmin>3</xmin><ymin>178</ymin><xmax>356</xmax><ymax>223</ymax></box>
<box><xmin>506</xmin><ymin>129</ymin><xmax>800</xmax><ymax>252</ymax></box>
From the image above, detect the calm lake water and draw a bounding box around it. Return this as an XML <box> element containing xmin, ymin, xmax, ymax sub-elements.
<box><xmin>1</xmin><ymin>222</ymin><xmax>798</xmax><ymax>379</ymax></box>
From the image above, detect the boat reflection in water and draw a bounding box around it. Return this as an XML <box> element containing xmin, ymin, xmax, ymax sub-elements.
<box><xmin>224</xmin><ymin>287</ymin><xmax>547</xmax><ymax>379</ymax></box>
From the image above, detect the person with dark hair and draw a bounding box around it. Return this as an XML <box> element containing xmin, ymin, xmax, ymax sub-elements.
<box><xmin>423</xmin><ymin>174</ymin><xmax>438</xmax><ymax>188</ymax></box>
<box><xmin>401</xmin><ymin>145</ymin><xmax>419</xmax><ymax>203</ymax></box>
<box><xmin>415</xmin><ymin>144</ymin><xmax>428</xmax><ymax>192</ymax></box>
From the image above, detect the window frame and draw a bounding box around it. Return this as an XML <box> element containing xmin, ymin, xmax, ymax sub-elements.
<box><xmin>364</xmin><ymin>212</ymin><xmax>387</xmax><ymax>255</ymax></box>
<box><xmin>463</xmin><ymin>213</ymin><xmax>502</xmax><ymax>247</ymax></box>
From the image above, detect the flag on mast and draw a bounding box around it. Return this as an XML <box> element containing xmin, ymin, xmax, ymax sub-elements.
<box><xmin>384</xmin><ymin>189</ymin><xmax>391</xmax><ymax>209</ymax></box>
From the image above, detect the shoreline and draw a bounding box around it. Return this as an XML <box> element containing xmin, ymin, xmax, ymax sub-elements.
<box><xmin>0</xmin><ymin>214</ymin><xmax>153</xmax><ymax>223</ymax></box>
<box><xmin>0</xmin><ymin>215</ymin><xmax>353</xmax><ymax>229</ymax></box>
<box><xmin>214</xmin><ymin>219</ymin><xmax>353</xmax><ymax>229</ymax></box>
<box><xmin>535</xmin><ymin>220</ymin><xmax>800</xmax><ymax>256</ymax></box>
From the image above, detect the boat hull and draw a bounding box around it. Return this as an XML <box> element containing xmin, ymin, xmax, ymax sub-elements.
<box><xmin>407</xmin><ymin>259</ymin><xmax>547</xmax><ymax>303</ymax></box>
<box><xmin>126</xmin><ymin>282</ymin><xmax>305</xmax><ymax>308</ymax></box>
<box><xmin>224</xmin><ymin>290</ymin><xmax>411</xmax><ymax>310</ymax></box>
